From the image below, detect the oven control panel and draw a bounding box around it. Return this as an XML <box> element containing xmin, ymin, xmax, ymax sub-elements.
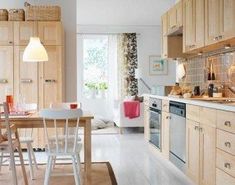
<box><xmin>149</xmin><ymin>98</ymin><xmax>162</xmax><ymax>110</ymax></box>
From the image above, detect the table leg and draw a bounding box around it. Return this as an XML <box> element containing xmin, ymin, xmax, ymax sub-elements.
<box><xmin>84</xmin><ymin>119</ymin><xmax>91</xmax><ymax>181</ymax></box>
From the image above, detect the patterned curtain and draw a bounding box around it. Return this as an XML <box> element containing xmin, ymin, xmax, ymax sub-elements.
<box><xmin>117</xmin><ymin>33</ymin><xmax>138</xmax><ymax>99</ymax></box>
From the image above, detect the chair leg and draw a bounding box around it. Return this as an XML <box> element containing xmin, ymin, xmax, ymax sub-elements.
<box><xmin>18</xmin><ymin>146</ymin><xmax>29</xmax><ymax>185</ymax></box>
<box><xmin>27</xmin><ymin>143</ymin><xmax>34</xmax><ymax>180</ymax></box>
<box><xmin>72</xmin><ymin>155</ymin><xmax>81</xmax><ymax>185</ymax></box>
<box><xmin>9</xmin><ymin>150</ymin><xmax>17</xmax><ymax>185</ymax></box>
<box><xmin>0</xmin><ymin>152</ymin><xmax>3</xmax><ymax>171</ymax></box>
<box><xmin>44</xmin><ymin>156</ymin><xmax>53</xmax><ymax>185</ymax></box>
<box><xmin>29</xmin><ymin>143</ymin><xmax>38</xmax><ymax>169</ymax></box>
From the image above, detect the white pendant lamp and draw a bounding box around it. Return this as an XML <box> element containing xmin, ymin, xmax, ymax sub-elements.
<box><xmin>23</xmin><ymin>37</ymin><xmax>48</xmax><ymax>62</ymax></box>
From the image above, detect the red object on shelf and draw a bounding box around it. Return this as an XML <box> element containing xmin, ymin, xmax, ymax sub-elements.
<box><xmin>70</xmin><ymin>103</ymin><xmax>78</xmax><ymax>109</ymax></box>
<box><xmin>6</xmin><ymin>95</ymin><xmax>14</xmax><ymax>112</ymax></box>
<box><xmin>123</xmin><ymin>101</ymin><xmax>140</xmax><ymax>119</ymax></box>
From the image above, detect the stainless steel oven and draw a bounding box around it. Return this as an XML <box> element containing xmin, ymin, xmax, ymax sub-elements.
<box><xmin>149</xmin><ymin>98</ymin><xmax>162</xmax><ymax>150</ymax></box>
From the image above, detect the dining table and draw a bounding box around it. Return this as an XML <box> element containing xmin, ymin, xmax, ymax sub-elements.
<box><xmin>9</xmin><ymin>112</ymin><xmax>94</xmax><ymax>183</ymax></box>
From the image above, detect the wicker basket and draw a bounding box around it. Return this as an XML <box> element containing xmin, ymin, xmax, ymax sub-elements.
<box><xmin>8</xmin><ymin>9</ymin><xmax>25</xmax><ymax>21</ymax></box>
<box><xmin>25</xmin><ymin>4</ymin><xmax>61</xmax><ymax>21</ymax></box>
<box><xmin>0</xmin><ymin>9</ymin><xmax>8</xmax><ymax>21</ymax></box>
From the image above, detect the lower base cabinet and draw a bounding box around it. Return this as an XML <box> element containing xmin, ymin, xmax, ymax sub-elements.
<box><xmin>186</xmin><ymin>119</ymin><xmax>216</xmax><ymax>185</ymax></box>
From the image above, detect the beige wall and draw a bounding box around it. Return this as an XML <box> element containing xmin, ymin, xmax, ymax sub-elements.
<box><xmin>0</xmin><ymin>0</ymin><xmax>77</xmax><ymax>101</ymax></box>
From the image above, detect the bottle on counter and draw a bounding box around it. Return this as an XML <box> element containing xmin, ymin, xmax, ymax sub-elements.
<box><xmin>208</xmin><ymin>84</ymin><xmax>214</xmax><ymax>97</ymax></box>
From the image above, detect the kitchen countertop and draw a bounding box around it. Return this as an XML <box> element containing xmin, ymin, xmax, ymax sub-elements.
<box><xmin>143</xmin><ymin>94</ymin><xmax>235</xmax><ymax>112</ymax></box>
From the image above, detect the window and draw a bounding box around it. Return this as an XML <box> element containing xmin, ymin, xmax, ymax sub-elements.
<box><xmin>82</xmin><ymin>36</ymin><xmax>109</xmax><ymax>98</ymax></box>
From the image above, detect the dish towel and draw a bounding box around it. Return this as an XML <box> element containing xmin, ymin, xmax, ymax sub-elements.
<box><xmin>123</xmin><ymin>101</ymin><xmax>140</xmax><ymax>119</ymax></box>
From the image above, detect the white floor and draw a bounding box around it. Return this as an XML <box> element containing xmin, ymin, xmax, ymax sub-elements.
<box><xmin>90</xmin><ymin>133</ymin><xmax>194</xmax><ymax>185</ymax></box>
<box><xmin>6</xmin><ymin>133</ymin><xmax>194</xmax><ymax>185</ymax></box>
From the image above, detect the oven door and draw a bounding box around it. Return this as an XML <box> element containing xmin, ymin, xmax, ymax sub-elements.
<box><xmin>149</xmin><ymin>108</ymin><xmax>161</xmax><ymax>150</ymax></box>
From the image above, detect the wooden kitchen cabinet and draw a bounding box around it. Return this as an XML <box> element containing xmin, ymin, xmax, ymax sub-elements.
<box><xmin>186</xmin><ymin>119</ymin><xmax>200</xmax><ymax>184</ymax></box>
<box><xmin>168</xmin><ymin>0</ymin><xmax>183</xmax><ymax>34</ymax></box>
<box><xmin>184</xmin><ymin>0</ymin><xmax>205</xmax><ymax>53</ymax></box>
<box><xmin>0</xmin><ymin>22</ymin><xmax>13</xmax><ymax>46</ymax></box>
<box><xmin>186</xmin><ymin>107</ymin><xmax>216</xmax><ymax>185</ymax></box>
<box><xmin>39</xmin><ymin>46</ymin><xmax>64</xmax><ymax>109</ymax></box>
<box><xmin>162</xmin><ymin>111</ymin><xmax>170</xmax><ymax>159</ymax></box>
<box><xmin>0</xmin><ymin>46</ymin><xmax>13</xmax><ymax>103</ymax></box>
<box><xmin>162</xmin><ymin>8</ymin><xmax>184</xmax><ymax>59</ymax></box>
<box><xmin>144</xmin><ymin>96</ymin><xmax>150</xmax><ymax>141</ymax></box>
<box><xmin>219</xmin><ymin>0</ymin><xmax>235</xmax><ymax>41</ymax></box>
<box><xmin>38</xmin><ymin>22</ymin><xmax>63</xmax><ymax>46</ymax></box>
<box><xmin>14</xmin><ymin>21</ymin><xmax>37</xmax><ymax>46</ymax></box>
<box><xmin>199</xmin><ymin>123</ymin><xmax>216</xmax><ymax>185</ymax></box>
<box><xmin>14</xmin><ymin>46</ymin><xmax>38</xmax><ymax>104</ymax></box>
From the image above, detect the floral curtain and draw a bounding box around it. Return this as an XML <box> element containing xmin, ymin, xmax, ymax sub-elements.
<box><xmin>117</xmin><ymin>33</ymin><xmax>138</xmax><ymax>99</ymax></box>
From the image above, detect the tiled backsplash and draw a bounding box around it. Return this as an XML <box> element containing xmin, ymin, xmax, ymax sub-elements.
<box><xmin>179</xmin><ymin>51</ymin><xmax>235</xmax><ymax>97</ymax></box>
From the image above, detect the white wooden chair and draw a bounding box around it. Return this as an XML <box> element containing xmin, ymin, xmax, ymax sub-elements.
<box><xmin>18</xmin><ymin>103</ymin><xmax>38</xmax><ymax>180</ymax></box>
<box><xmin>40</xmin><ymin>108</ymin><xmax>83</xmax><ymax>185</ymax></box>
<box><xmin>0</xmin><ymin>102</ymin><xmax>28</xmax><ymax>185</ymax></box>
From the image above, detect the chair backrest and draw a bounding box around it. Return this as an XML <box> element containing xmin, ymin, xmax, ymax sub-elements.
<box><xmin>50</xmin><ymin>102</ymin><xmax>82</xmax><ymax>109</ymax></box>
<box><xmin>0</xmin><ymin>102</ymin><xmax>15</xmax><ymax>145</ymax></box>
<box><xmin>39</xmin><ymin>108</ymin><xmax>83</xmax><ymax>154</ymax></box>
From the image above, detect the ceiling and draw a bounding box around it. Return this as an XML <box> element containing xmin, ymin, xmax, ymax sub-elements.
<box><xmin>77</xmin><ymin>0</ymin><xmax>175</xmax><ymax>26</ymax></box>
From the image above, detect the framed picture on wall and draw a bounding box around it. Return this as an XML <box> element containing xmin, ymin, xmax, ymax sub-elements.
<box><xmin>149</xmin><ymin>55</ymin><xmax>168</xmax><ymax>75</ymax></box>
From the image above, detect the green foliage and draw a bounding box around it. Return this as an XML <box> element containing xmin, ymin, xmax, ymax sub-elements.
<box><xmin>85</xmin><ymin>82</ymin><xmax>108</xmax><ymax>90</ymax></box>
<box><xmin>98</xmin><ymin>82</ymin><xmax>108</xmax><ymax>90</ymax></box>
<box><xmin>85</xmin><ymin>82</ymin><xmax>98</xmax><ymax>90</ymax></box>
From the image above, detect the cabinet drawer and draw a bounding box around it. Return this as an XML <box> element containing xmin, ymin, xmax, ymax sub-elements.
<box><xmin>186</xmin><ymin>104</ymin><xmax>200</xmax><ymax>122</ymax></box>
<box><xmin>162</xmin><ymin>99</ymin><xmax>169</xmax><ymax>112</ymax></box>
<box><xmin>217</xmin><ymin>149</ymin><xmax>235</xmax><ymax>178</ymax></box>
<box><xmin>217</xmin><ymin>110</ymin><xmax>235</xmax><ymax>134</ymax></box>
<box><xmin>216</xmin><ymin>168</ymin><xmax>235</xmax><ymax>185</ymax></box>
<box><xmin>217</xmin><ymin>129</ymin><xmax>235</xmax><ymax>155</ymax></box>
<box><xmin>199</xmin><ymin>107</ymin><xmax>216</xmax><ymax>127</ymax></box>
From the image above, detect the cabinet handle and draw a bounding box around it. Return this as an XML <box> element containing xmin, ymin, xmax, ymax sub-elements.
<box><xmin>9</xmin><ymin>41</ymin><xmax>13</xmax><ymax>44</ymax></box>
<box><xmin>21</xmin><ymin>79</ymin><xmax>33</xmax><ymax>83</ymax></box>
<box><xmin>224</xmin><ymin>163</ymin><xmax>231</xmax><ymax>169</ymax></box>
<box><xmin>0</xmin><ymin>79</ymin><xmax>8</xmax><ymax>84</ymax></box>
<box><xmin>45</xmin><ymin>79</ymin><xmax>56</xmax><ymax>83</ymax></box>
<box><xmin>225</xmin><ymin>142</ymin><xmax>231</xmax><ymax>148</ymax></box>
<box><xmin>224</xmin><ymin>121</ymin><xmax>231</xmax><ymax>127</ymax></box>
<box><xmin>194</xmin><ymin>126</ymin><xmax>199</xmax><ymax>130</ymax></box>
<box><xmin>218</xmin><ymin>35</ymin><xmax>223</xmax><ymax>40</ymax></box>
<box><xmin>166</xmin><ymin>116</ymin><xmax>171</xmax><ymax>119</ymax></box>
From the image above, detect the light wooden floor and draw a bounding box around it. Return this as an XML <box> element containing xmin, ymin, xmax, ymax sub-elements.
<box><xmin>88</xmin><ymin>133</ymin><xmax>194</xmax><ymax>185</ymax></box>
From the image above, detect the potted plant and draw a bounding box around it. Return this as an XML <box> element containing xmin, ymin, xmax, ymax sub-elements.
<box><xmin>98</xmin><ymin>82</ymin><xmax>108</xmax><ymax>98</ymax></box>
<box><xmin>85</xmin><ymin>82</ymin><xmax>98</xmax><ymax>98</ymax></box>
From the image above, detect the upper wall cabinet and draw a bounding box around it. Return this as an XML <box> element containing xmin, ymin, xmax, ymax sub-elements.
<box><xmin>184</xmin><ymin>0</ymin><xmax>205</xmax><ymax>53</ymax></box>
<box><xmin>205</xmin><ymin>0</ymin><xmax>235</xmax><ymax>45</ymax></box>
<box><xmin>38</xmin><ymin>22</ymin><xmax>62</xmax><ymax>46</ymax></box>
<box><xmin>0</xmin><ymin>22</ymin><xmax>13</xmax><ymax>46</ymax></box>
<box><xmin>162</xmin><ymin>12</ymin><xmax>184</xmax><ymax>59</ymax></box>
<box><xmin>168</xmin><ymin>0</ymin><xmax>183</xmax><ymax>34</ymax></box>
<box><xmin>14</xmin><ymin>22</ymin><xmax>38</xmax><ymax>46</ymax></box>
<box><xmin>219</xmin><ymin>0</ymin><xmax>235</xmax><ymax>41</ymax></box>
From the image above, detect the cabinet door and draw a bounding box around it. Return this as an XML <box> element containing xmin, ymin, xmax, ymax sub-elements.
<box><xmin>176</xmin><ymin>0</ymin><xmax>183</xmax><ymax>27</ymax></box>
<box><xmin>195</xmin><ymin>0</ymin><xmax>205</xmax><ymax>49</ymax></box>
<box><xmin>0</xmin><ymin>46</ymin><xmax>13</xmax><ymax>103</ymax></box>
<box><xmin>219</xmin><ymin>0</ymin><xmax>235</xmax><ymax>41</ymax></box>
<box><xmin>14</xmin><ymin>21</ymin><xmax>38</xmax><ymax>46</ymax></box>
<box><xmin>183</xmin><ymin>0</ymin><xmax>195</xmax><ymax>52</ymax></box>
<box><xmin>14</xmin><ymin>46</ymin><xmax>38</xmax><ymax>104</ymax></box>
<box><xmin>205</xmin><ymin>0</ymin><xmax>220</xmax><ymax>45</ymax></box>
<box><xmin>162</xmin><ymin>111</ymin><xmax>170</xmax><ymax>159</ymax></box>
<box><xmin>39</xmin><ymin>46</ymin><xmax>63</xmax><ymax>108</ymax></box>
<box><xmin>168</xmin><ymin>7</ymin><xmax>177</xmax><ymax>33</ymax></box>
<box><xmin>186</xmin><ymin>119</ymin><xmax>200</xmax><ymax>184</ymax></box>
<box><xmin>0</xmin><ymin>22</ymin><xmax>13</xmax><ymax>46</ymax></box>
<box><xmin>199</xmin><ymin>124</ymin><xmax>216</xmax><ymax>185</ymax></box>
<box><xmin>161</xmin><ymin>13</ymin><xmax>168</xmax><ymax>58</ymax></box>
<box><xmin>38</xmin><ymin>22</ymin><xmax>62</xmax><ymax>46</ymax></box>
